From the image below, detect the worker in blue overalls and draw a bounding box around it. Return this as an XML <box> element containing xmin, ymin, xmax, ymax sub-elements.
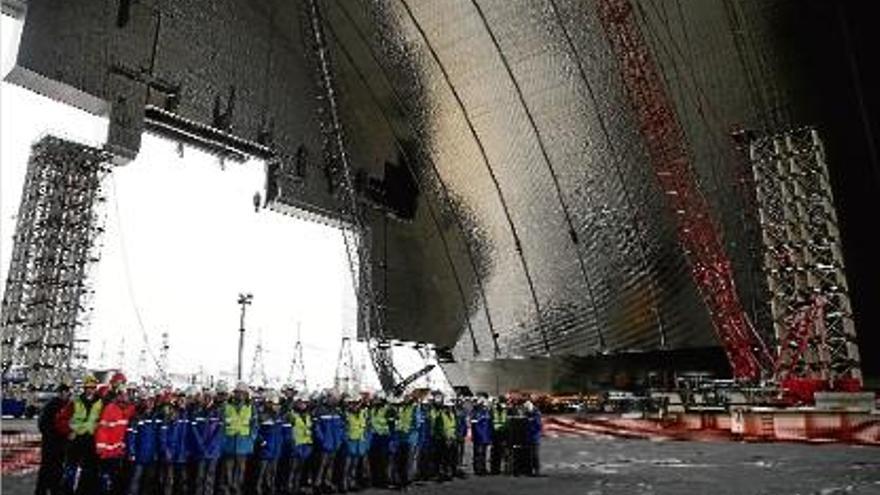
<box><xmin>254</xmin><ymin>391</ymin><xmax>284</xmax><ymax>495</ymax></box>
<box><xmin>313</xmin><ymin>391</ymin><xmax>344</xmax><ymax>493</ymax></box>
<box><xmin>470</xmin><ymin>397</ymin><xmax>492</xmax><ymax>476</ymax></box>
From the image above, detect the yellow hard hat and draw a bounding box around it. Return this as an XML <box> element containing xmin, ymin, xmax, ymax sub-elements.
<box><xmin>83</xmin><ymin>375</ymin><xmax>99</xmax><ymax>387</ymax></box>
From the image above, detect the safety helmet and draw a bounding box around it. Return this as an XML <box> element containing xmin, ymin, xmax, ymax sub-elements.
<box><xmin>215</xmin><ymin>381</ymin><xmax>229</xmax><ymax>394</ymax></box>
<box><xmin>96</xmin><ymin>383</ymin><xmax>110</xmax><ymax>398</ymax></box>
<box><xmin>234</xmin><ymin>381</ymin><xmax>249</xmax><ymax>394</ymax></box>
<box><xmin>83</xmin><ymin>375</ymin><xmax>99</xmax><ymax>388</ymax></box>
<box><xmin>110</xmin><ymin>372</ymin><xmax>127</xmax><ymax>389</ymax></box>
<box><xmin>185</xmin><ymin>386</ymin><xmax>200</xmax><ymax>398</ymax></box>
<box><xmin>265</xmin><ymin>390</ymin><xmax>281</xmax><ymax>405</ymax></box>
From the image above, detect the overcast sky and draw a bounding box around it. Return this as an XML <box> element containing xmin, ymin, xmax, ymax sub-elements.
<box><xmin>1</xmin><ymin>14</ymin><xmax>444</xmax><ymax>392</ymax></box>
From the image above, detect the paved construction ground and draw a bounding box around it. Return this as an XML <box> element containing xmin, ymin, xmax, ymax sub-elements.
<box><xmin>3</xmin><ymin>436</ymin><xmax>879</xmax><ymax>495</ymax></box>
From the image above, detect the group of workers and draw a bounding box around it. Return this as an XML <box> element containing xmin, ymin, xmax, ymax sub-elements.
<box><xmin>35</xmin><ymin>372</ymin><xmax>543</xmax><ymax>495</ymax></box>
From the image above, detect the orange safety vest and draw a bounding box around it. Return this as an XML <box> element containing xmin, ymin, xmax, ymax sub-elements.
<box><xmin>94</xmin><ymin>401</ymin><xmax>132</xmax><ymax>459</ymax></box>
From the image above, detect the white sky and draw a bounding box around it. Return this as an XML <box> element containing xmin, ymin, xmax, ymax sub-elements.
<box><xmin>0</xmin><ymin>14</ymin><xmax>446</xmax><ymax>393</ymax></box>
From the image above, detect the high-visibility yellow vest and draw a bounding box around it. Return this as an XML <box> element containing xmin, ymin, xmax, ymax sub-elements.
<box><xmin>439</xmin><ymin>410</ymin><xmax>456</xmax><ymax>440</ymax></box>
<box><xmin>70</xmin><ymin>398</ymin><xmax>103</xmax><ymax>436</ymax></box>
<box><xmin>291</xmin><ymin>412</ymin><xmax>312</xmax><ymax>445</ymax></box>
<box><xmin>492</xmin><ymin>407</ymin><xmax>508</xmax><ymax>430</ymax></box>
<box><xmin>224</xmin><ymin>403</ymin><xmax>253</xmax><ymax>437</ymax></box>
<box><xmin>398</xmin><ymin>405</ymin><xmax>415</xmax><ymax>434</ymax></box>
<box><xmin>347</xmin><ymin>409</ymin><xmax>368</xmax><ymax>441</ymax></box>
<box><xmin>371</xmin><ymin>405</ymin><xmax>389</xmax><ymax>435</ymax></box>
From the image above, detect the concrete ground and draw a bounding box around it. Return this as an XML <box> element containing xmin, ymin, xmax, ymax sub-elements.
<box><xmin>3</xmin><ymin>436</ymin><xmax>879</xmax><ymax>495</ymax></box>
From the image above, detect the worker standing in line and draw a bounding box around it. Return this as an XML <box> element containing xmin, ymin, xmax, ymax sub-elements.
<box><xmin>220</xmin><ymin>382</ymin><xmax>257</xmax><ymax>495</ymax></box>
<box><xmin>276</xmin><ymin>385</ymin><xmax>297</xmax><ymax>493</ymax></box>
<box><xmin>368</xmin><ymin>394</ymin><xmax>392</xmax><ymax>488</ymax></box>
<box><xmin>394</xmin><ymin>394</ymin><xmax>418</xmax><ymax>490</ymax></box>
<box><xmin>159</xmin><ymin>391</ymin><xmax>189</xmax><ymax>495</ymax></box>
<box><xmin>65</xmin><ymin>375</ymin><xmax>104</xmax><ymax>494</ymax></box>
<box><xmin>434</xmin><ymin>399</ymin><xmax>457</xmax><ymax>482</ymax></box>
<box><xmin>313</xmin><ymin>392</ymin><xmax>344</xmax><ymax>493</ymax></box>
<box><xmin>454</xmin><ymin>399</ymin><xmax>468</xmax><ymax>478</ymax></box>
<box><xmin>125</xmin><ymin>395</ymin><xmax>160</xmax><ymax>495</ymax></box>
<box><xmin>412</xmin><ymin>397</ymin><xmax>429</xmax><ymax>482</ymax></box>
<box><xmin>35</xmin><ymin>383</ymin><xmax>71</xmax><ymax>495</ymax></box>
<box><xmin>469</xmin><ymin>397</ymin><xmax>491</xmax><ymax>476</ymax></box>
<box><xmin>95</xmin><ymin>372</ymin><xmax>133</xmax><ymax>494</ymax></box>
<box><xmin>523</xmin><ymin>400</ymin><xmax>543</xmax><ymax>477</ymax></box>
<box><xmin>286</xmin><ymin>394</ymin><xmax>313</xmax><ymax>495</ymax></box>
<box><xmin>254</xmin><ymin>391</ymin><xmax>283</xmax><ymax>495</ymax></box>
<box><xmin>190</xmin><ymin>385</ymin><xmax>224</xmax><ymax>495</ymax></box>
<box><xmin>489</xmin><ymin>396</ymin><xmax>509</xmax><ymax>475</ymax></box>
<box><xmin>342</xmin><ymin>396</ymin><xmax>369</xmax><ymax>492</ymax></box>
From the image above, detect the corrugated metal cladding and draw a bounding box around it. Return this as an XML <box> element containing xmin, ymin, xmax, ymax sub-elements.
<box><xmin>321</xmin><ymin>0</ymin><xmax>797</xmax><ymax>364</ymax></box>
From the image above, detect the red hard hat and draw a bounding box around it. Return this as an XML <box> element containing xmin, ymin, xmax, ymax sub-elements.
<box><xmin>96</xmin><ymin>383</ymin><xmax>110</xmax><ymax>398</ymax></box>
<box><xmin>110</xmin><ymin>372</ymin><xmax>127</xmax><ymax>386</ymax></box>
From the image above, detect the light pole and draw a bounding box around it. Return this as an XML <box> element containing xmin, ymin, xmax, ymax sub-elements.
<box><xmin>237</xmin><ymin>293</ymin><xmax>253</xmax><ymax>381</ymax></box>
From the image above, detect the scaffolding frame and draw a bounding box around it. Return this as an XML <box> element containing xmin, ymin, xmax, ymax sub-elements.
<box><xmin>750</xmin><ymin>127</ymin><xmax>862</xmax><ymax>389</ymax></box>
<box><xmin>1</xmin><ymin>136</ymin><xmax>110</xmax><ymax>387</ymax></box>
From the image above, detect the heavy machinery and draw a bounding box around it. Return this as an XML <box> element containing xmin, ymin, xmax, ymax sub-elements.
<box><xmin>596</xmin><ymin>0</ymin><xmax>861</xmax><ymax>403</ymax></box>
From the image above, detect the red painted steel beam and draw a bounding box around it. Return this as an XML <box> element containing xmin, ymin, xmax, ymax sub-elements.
<box><xmin>596</xmin><ymin>0</ymin><xmax>773</xmax><ymax>381</ymax></box>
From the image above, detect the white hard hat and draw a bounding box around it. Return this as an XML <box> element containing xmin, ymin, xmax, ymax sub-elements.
<box><xmin>215</xmin><ymin>381</ymin><xmax>229</xmax><ymax>394</ymax></box>
<box><xmin>265</xmin><ymin>390</ymin><xmax>280</xmax><ymax>404</ymax></box>
<box><xmin>235</xmin><ymin>381</ymin><xmax>249</xmax><ymax>394</ymax></box>
<box><xmin>524</xmin><ymin>401</ymin><xmax>535</xmax><ymax>412</ymax></box>
<box><xmin>185</xmin><ymin>386</ymin><xmax>199</xmax><ymax>398</ymax></box>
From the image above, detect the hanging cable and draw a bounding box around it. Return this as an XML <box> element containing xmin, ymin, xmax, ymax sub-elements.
<box><xmin>108</xmin><ymin>173</ymin><xmax>166</xmax><ymax>380</ymax></box>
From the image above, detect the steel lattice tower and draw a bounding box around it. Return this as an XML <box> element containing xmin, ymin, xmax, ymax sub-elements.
<box><xmin>1</xmin><ymin>136</ymin><xmax>109</xmax><ymax>387</ymax></box>
<box><xmin>750</xmin><ymin>128</ymin><xmax>862</xmax><ymax>387</ymax></box>
<box><xmin>248</xmin><ymin>332</ymin><xmax>268</xmax><ymax>388</ymax></box>
<box><xmin>287</xmin><ymin>323</ymin><xmax>308</xmax><ymax>391</ymax></box>
<box><xmin>334</xmin><ymin>336</ymin><xmax>356</xmax><ymax>395</ymax></box>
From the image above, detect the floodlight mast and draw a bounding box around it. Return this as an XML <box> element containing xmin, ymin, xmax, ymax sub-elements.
<box><xmin>236</xmin><ymin>293</ymin><xmax>253</xmax><ymax>381</ymax></box>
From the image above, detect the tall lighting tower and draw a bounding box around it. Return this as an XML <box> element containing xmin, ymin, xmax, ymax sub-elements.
<box><xmin>236</xmin><ymin>293</ymin><xmax>253</xmax><ymax>381</ymax></box>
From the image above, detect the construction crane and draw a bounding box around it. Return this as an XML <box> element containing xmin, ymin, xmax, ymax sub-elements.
<box><xmin>391</xmin><ymin>365</ymin><xmax>436</xmax><ymax>397</ymax></box>
<box><xmin>596</xmin><ymin>0</ymin><xmax>863</xmax><ymax>400</ymax></box>
<box><xmin>596</xmin><ymin>0</ymin><xmax>774</xmax><ymax>382</ymax></box>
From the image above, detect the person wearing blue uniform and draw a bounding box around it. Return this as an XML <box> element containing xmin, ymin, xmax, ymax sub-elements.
<box><xmin>125</xmin><ymin>395</ymin><xmax>160</xmax><ymax>495</ymax></box>
<box><xmin>313</xmin><ymin>392</ymin><xmax>344</xmax><ymax>493</ymax></box>
<box><xmin>469</xmin><ymin>398</ymin><xmax>492</xmax><ymax>476</ymax></box>
<box><xmin>286</xmin><ymin>395</ymin><xmax>313</xmax><ymax>495</ymax></box>
<box><xmin>160</xmin><ymin>392</ymin><xmax>190</xmax><ymax>495</ymax></box>
<box><xmin>415</xmin><ymin>398</ymin><xmax>436</xmax><ymax>481</ymax></box>
<box><xmin>190</xmin><ymin>385</ymin><xmax>225</xmax><ymax>495</ymax></box>
<box><xmin>220</xmin><ymin>382</ymin><xmax>257</xmax><ymax>495</ymax></box>
<box><xmin>254</xmin><ymin>392</ymin><xmax>284</xmax><ymax>495</ymax></box>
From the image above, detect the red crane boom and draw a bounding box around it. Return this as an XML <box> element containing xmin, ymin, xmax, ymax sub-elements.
<box><xmin>596</xmin><ymin>0</ymin><xmax>773</xmax><ymax>381</ymax></box>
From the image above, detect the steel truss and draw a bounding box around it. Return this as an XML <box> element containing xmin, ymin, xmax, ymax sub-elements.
<box><xmin>1</xmin><ymin>136</ymin><xmax>110</xmax><ymax>387</ymax></box>
<box><xmin>305</xmin><ymin>0</ymin><xmax>398</xmax><ymax>392</ymax></box>
<box><xmin>597</xmin><ymin>0</ymin><xmax>773</xmax><ymax>382</ymax></box>
<box><xmin>750</xmin><ymin>128</ymin><xmax>862</xmax><ymax>389</ymax></box>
